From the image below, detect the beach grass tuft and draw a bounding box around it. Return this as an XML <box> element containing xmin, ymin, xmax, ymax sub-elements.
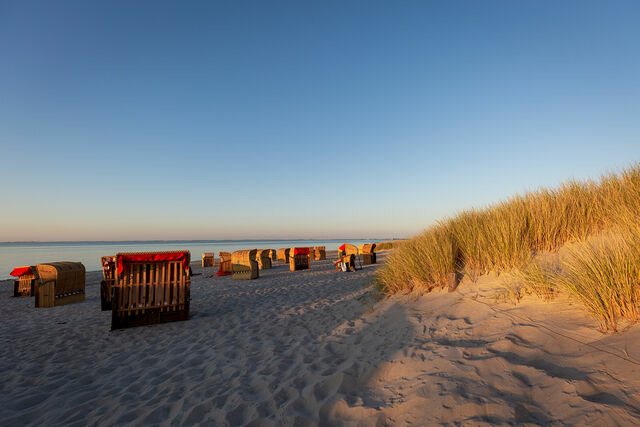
<box><xmin>375</xmin><ymin>164</ymin><xmax>640</xmax><ymax>330</ymax></box>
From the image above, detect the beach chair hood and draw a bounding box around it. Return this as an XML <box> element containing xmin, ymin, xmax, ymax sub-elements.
<box><xmin>10</xmin><ymin>266</ymin><xmax>33</xmax><ymax>277</ymax></box>
<box><xmin>116</xmin><ymin>251</ymin><xmax>190</xmax><ymax>275</ymax></box>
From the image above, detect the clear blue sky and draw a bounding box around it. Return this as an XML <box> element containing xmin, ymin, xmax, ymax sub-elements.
<box><xmin>1</xmin><ymin>1</ymin><xmax>639</xmax><ymax>241</ymax></box>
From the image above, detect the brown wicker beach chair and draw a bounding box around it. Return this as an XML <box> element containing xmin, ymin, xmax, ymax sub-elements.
<box><xmin>232</xmin><ymin>249</ymin><xmax>259</xmax><ymax>279</ymax></box>
<box><xmin>277</xmin><ymin>248</ymin><xmax>290</xmax><ymax>264</ymax></box>
<box><xmin>34</xmin><ymin>262</ymin><xmax>86</xmax><ymax>308</ymax></box>
<box><xmin>360</xmin><ymin>243</ymin><xmax>377</xmax><ymax>265</ymax></box>
<box><xmin>313</xmin><ymin>246</ymin><xmax>326</xmax><ymax>261</ymax></box>
<box><xmin>100</xmin><ymin>256</ymin><xmax>116</xmax><ymax>310</ymax></box>
<box><xmin>216</xmin><ymin>252</ymin><xmax>232</xmax><ymax>276</ymax></box>
<box><xmin>10</xmin><ymin>266</ymin><xmax>36</xmax><ymax>297</ymax></box>
<box><xmin>290</xmin><ymin>247</ymin><xmax>311</xmax><ymax>271</ymax></box>
<box><xmin>202</xmin><ymin>252</ymin><xmax>215</xmax><ymax>268</ymax></box>
<box><xmin>339</xmin><ymin>244</ymin><xmax>362</xmax><ymax>270</ymax></box>
<box><xmin>269</xmin><ymin>249</ymin><xmax>277</xmax><ymax>262</ymax></box>
<box><xmin>111</xmin><ymin>251</ymin><xmax>191</xmax><ymax>330</ymax></box>
<box><xmin>256</xmin><ymin>249</ymin><xmax>272</xmax><ymax>270</ymax></box>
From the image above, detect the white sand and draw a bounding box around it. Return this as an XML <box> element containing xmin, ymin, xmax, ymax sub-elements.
<box><xmin>2</xmin><ymin>251</ymin><xmax>640</xmax><ymax>425</ymax></box>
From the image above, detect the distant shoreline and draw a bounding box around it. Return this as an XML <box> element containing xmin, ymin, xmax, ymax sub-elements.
<box><xmin>0</xmin><ymin>238</ymin><xmax>401</xmax><ymax>245</ymax></box>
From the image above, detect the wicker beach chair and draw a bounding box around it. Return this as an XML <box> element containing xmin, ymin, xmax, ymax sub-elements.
<box><xmin>308</xmin><ymin>247</ymin><xmax>316</xmax><ymax>260</ymax></box>
<box><xmin>232</xmin><ymin>249</ymin><xmax>259</xmax><ymax>279</ymax></box>
<box><xmin>360</xmin><ymin>243</ymin><xmax>377</xmax><ymax>265</ymax></box>
<box><xmin>277</xmin><ymin>248</ymin><xmax>290</xmax><ymax>264</ymax></box>
<box><xmin>111</xmin><ymin>251</ymin><xmax>191</xmax><ymax>330</ymax></box>
<box><xmin>202</xmin><ymin>252</ymin><xmax>215</xmax><ymax>268</ymax></box>
<box><xmin>269</xmin><ymin>249</ymin><xmax>277</xmax><ymax>262</ymax></box>
<box><xmin>217</xmin><ymin>252</ymin><xmax>232</xmax><ymax>276</ymax></box>
<box><xmin>34</xmin><ymin>262</ymin><xmax>86</xmax><ymax>308</ymax></box>
<box><xmin>290</xmin><ymin>247</ymin><xmax>311</xmax><ymax>271</ymax></box>
<box><xmin>313</xmin><ymin>246</ymin><xmax>326</xmax><ymax>261</ymax></box>
<box><xmin>10</xmin><ymin>266</ymin><xmax>36</xmax><ymax>297</ymax></box>
<box><xmin>339</xmin><ymin>244</ymin><xmax>362</xmax><ymax>270</ymax></box>
<box><xmin>256</xmin><ymin>249</ymin><xmax>272</xmax><ymax>270</ymax></box>
<box><xmin>100</xmin><ymin>256</ymin><xmax>116</xmax><ymax>310</ymax></box>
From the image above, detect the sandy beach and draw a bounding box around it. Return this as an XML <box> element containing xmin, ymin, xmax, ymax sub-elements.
<box><xmin>2</xmin><ymin>251</ymin><xmax>640</xmax><ymax>425</ymax></box>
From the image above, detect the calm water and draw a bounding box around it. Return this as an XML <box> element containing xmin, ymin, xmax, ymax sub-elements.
<box><xmin>0</xmin><ymin>239</ymin><xmax>377</xmax><ymax>279</ymax></box>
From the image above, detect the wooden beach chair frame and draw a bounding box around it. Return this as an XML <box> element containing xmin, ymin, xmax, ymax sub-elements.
<box><xmin>111</xmin><ymin>251</ymin><xmax>191</xmax><ymax>330</ymax></box>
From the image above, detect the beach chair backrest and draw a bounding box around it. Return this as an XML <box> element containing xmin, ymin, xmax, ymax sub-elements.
<box><xmin>343</xmin><ymin>244</ymin><xmax>358</xmax><ymax>256</ymax></box>
<box><xmin>361</xmin><ymin>244</ymin><xmax>376</xmax><ymax>254</ymax></box>
<box><xmin>232</xmin><ymin>249</ymin><xmax>257</xmax><ymax>266</ymax></box>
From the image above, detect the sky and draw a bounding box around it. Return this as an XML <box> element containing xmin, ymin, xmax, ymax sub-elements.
<box><xmin>1</xmin><ymin>0</ymin><xmax>639</xmax><ymax>241</ymax></box>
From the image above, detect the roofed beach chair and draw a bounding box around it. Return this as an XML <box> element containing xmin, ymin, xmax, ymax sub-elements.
<box><xmin>256</xmin><ymin>249</ymin><xmax>272</xmax><ymax>270</ymax></box>
<box><xmin>308</xmin><ymin>247</ymin><xmax>316</xmax><ymax>260</ymax></box>
<box><xmin>34</xmin><ymin>262</ymin><xmax>86</xmax><ymax>308</ymax></box>
<box><xmin>10</xmin><ymin>266</ymin><xmax>36</xmax><ymax>297</ymax></box>
<box><xmin>339</xmin><ymin>244</ymin><xmax>362</xmax><ymax>271</ymax></box>
<box><xmin>202</xmin><ymin>252</ymin><xmax>215</xmax><ymax>268</ymax></box>
<box><xmin>269</xmin><ymin>249</ymin><xmax>277</xmax><ymax>262</ymax></box>
<box><xmin>290</xmin><ymin>247</ymin><xmax>311</xmax><ymax>271</ymax></box>
<box><xmin>277</xmin><ymin>248</ymin><xmax>290</xmax><ymax>264</ymax></box>
<box><xmin>100</xmin><ymin>256</ymin><xmax>116</xmax><ymax>310</ymax></box>
<box><xmin>360</xmin><ymin>243</ymin><xmax>377</xmax><ymax>265</ymax></box>
<box><xmin>111</xmin><ymin>251</ymin><xmax>191</xmax><ymax>330</ymax></box>
<box><xmin>232</xmin><ymin>249</ymin><xmax>259</xmax><ymax>279</ymax></box>
<box><xmin>216</xmin><ymin>252</ymin><xmax>232</xmax><ymax>276</ymax></box>
<box><xmin>313</xmin><ymin>246</ymin><xmax>326</xmax><ymax>261</ymax></box>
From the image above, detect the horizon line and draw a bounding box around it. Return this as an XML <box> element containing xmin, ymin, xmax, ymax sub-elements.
<box><xmin>0</xmin><ymin>237</ymin><xmax>404</xmax><ymax>244</ymax></box>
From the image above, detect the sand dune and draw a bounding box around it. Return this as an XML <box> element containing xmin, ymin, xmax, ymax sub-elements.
<box><xmin>1</xmin><ymin>252</ymin><xmax>640</xmax><ymax>425</ymax></box>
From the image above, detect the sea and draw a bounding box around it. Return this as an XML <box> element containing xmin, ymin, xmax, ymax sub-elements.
<box><xmin>0</xmin><ymin>239</ymin><xmax>379</xmax><ymax>279</ymax></box>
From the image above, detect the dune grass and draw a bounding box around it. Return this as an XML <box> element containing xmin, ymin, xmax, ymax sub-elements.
<box><xmin>375</xmin><ymin>240</ymin><xmax>407</xmax><ymax>251</ymax></box>
<box><xmin>374</xmin><ymin>164</ymin><xmax>640</xmax><ymax>330</ymax></box>
<box><xmin>554</xmin><ymin>230</ymin><xmax>640</xmax><ymax>331</ymax></box>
